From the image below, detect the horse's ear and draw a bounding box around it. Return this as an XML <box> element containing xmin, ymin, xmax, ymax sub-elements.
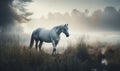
<box><xmin>64</xmin><ymin>24</ymin><xmax>68</xmax><ymax>26</ymax></box>
<box><xmin>66</xmin><ymin>24</ymin><xmax>68</xmax><ymax>26</ymax></box>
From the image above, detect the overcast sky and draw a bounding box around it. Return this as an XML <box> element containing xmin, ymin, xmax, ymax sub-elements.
<box><xmin>26</xmin><ymin>0</ymin><xmax>120</xmax><ymax>18</ymax></box>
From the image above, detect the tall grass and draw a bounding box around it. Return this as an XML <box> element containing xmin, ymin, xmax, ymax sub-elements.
<box><xmin>0</xmin><ymin>35</ymin><xmax>120</xmax><ymax>71</ymax></box>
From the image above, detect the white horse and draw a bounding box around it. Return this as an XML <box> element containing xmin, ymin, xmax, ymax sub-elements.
<box><xmin>29</xmin><ymin>24</ymin><xmax>69</xmax><ymax>55</ymax></box>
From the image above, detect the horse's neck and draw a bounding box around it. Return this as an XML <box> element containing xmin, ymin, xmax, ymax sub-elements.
<box><xmin>57</xmin><ymin>28</ymin><xmax>62</xmax><ymax>36</ymax></box>
<box><xmin>54</xmin><ymin>26</ymin><xmax>63</xmax><ymax>36</ymax></box>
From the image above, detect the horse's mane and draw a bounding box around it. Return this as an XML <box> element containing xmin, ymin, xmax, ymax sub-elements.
<box><xmin>53</xmin><ymin>25</ymin><xmax>63</xmax><ymax>30</ymax></box>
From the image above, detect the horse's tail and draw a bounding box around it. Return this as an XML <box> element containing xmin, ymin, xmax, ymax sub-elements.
<box><xmin>29</xmin><ymin>34</ymin><xmax>34</xmax><ymax>48</ymax></box>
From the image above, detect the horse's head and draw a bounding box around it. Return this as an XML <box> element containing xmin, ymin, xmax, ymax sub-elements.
<box><xmin>62</xmin><ymin>24</ymin><xmax>69</xmax><ymax>37</ymax></box>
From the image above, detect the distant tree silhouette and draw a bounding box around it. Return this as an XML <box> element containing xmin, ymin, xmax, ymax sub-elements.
<box><xmin>85</xmin><ymin>9</ymin><xmax>89</xmax><ymax>16</ymax></box>
<box><xmin>91</xmin><ymin>9</ymin><xmax>102</xmax><ymax>25</ymax></box>
<box><xmin>38</xmin><ymin>6</ymin><xmax>120</xmax><ymax>31</ymax></box>
<box><xmin>101</xmin><ymin>6</ymin><xmax>120</xmax><ymax>30</ymax></box>
<box><xmin>48</xmin><ymin>12</ymin><xmax>54</xmax><ymax>20</ymax></box>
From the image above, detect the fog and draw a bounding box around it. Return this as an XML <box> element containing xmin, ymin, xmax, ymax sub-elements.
<box><xmin>0</xmin><ymin>0</ymin><xmax>120</xmax><ymax>49</ymax></box>
<box><xmin>20</xmin><ymin>5</ymin><xmax>120</xmax><ymax>48</ymax></box>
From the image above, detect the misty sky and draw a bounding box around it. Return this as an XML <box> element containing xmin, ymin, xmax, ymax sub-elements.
<box><xmin>1</xmin><ymin>0</ymin><xmax>120</xmax><ymax>33</ymax></box>
<box><xmin>19</xmin><ymin>0</ymin><xmax>120</xmax><ymax>33</ymax></box>
<box><xmin>26</xmin><ymin>0</ymin><xmax>120</xmax><ymax>18</ymax></box>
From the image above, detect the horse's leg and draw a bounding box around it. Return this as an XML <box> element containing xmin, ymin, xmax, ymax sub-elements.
<box><xmin>54</xmin><ymin>41</ymin><xmax>58</xmax><ymax>55</ymax></box>
<box><xmin>52</xmin><ymin>40</ymin><xmax>58</xmax><ymax>55</ymax></box>
<box><xmin>52</xmin><ymin>40</ymin><xmax>55</xmax><ymax>55</ymax></box>
<box><xmin>39</xmin><ymin>41</ymin><xmax>43</xmax><ymax>51</ymax></box>
<box><xmin>35</xmin><ymin>40</ymin><xmax>38</xmax><ymax>51</ymax></box>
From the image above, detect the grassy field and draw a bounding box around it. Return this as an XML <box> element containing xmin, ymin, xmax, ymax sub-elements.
<box><xmin>0</xmin><ymin>34</ymin><xmax>120</xmax><ymax>71</ymax></box>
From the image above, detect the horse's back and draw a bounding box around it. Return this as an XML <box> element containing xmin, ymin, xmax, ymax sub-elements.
<box><xmin>39</xmin><ymin>29</ymin><xmax>51</xmax><ymax>42</ymax></box>
<box><xmin>32</xmin><ymin>28</ymin><xmax>51</xmax><ymax>42</ymax></box>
